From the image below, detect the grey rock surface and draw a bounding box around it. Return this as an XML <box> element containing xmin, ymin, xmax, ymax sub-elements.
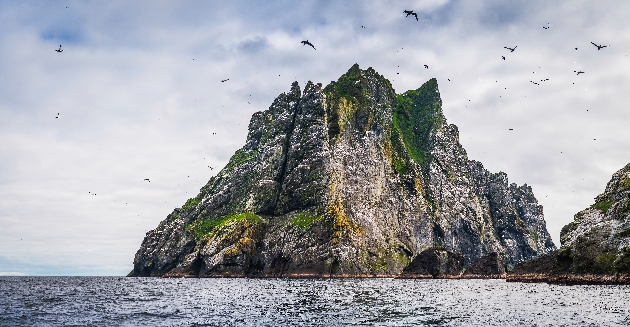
<box><xmin>556</xmin><ymin>163</ymin><xmax>630</xmax><ymax>274</ymax></box>
<box><xmin>397</xmin><ymin>247</ymin><xmax>464</xmax><ymax>278</ymax></box>
<box><xmin>462</xmin><ymin>252</ymin><xmax>506</xmax><ymax>277</ymax></box>
<box><xmin>509</xmin><ymin>163</ymin><xmax>630</xmax><ymax>284</ymax></box>
<box><xmin>129</xmin><ymin>64</ymin><xmax>555</xmax><ymax>277</ymax></box>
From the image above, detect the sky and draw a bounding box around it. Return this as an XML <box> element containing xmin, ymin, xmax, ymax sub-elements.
<box><xmin>1</xmin><ymin>0</ymin><xmax>629</xmax><ymax>276</ymax></box>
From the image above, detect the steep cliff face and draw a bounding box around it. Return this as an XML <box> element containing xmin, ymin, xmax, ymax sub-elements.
<box><xmin>129</xmin><ymin>64</ymin><xmax>555</xmax><ymax>277</ymax></box>
<box><xmin>558</xmin><ymin>163</ymin><xmax>630</xmax><ymax>274</ymax></box>
<box><xmin>509</xmin><ymin>163</ymin><xmax>630</xmax><ymax>284</ymax></box>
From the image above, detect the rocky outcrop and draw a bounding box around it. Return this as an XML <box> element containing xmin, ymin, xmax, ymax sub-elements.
<box><xmin>128</xmin><ymin>64</ymin><xmax>555</xmax><ymax>278</ymax></box>
<box><xmin>508</xmin><ymin>163</ymin><xmax>630</xmax><ymax>284</ymax></box>
<box><xmin>462</xmin><ymin>252</ymin><xmax>506</xmax><ymax>278</ymax></box>
<box><xmin>396</xmin><ymin>247</ymin><xmax>464</xmax><ymax>278</ymax></box>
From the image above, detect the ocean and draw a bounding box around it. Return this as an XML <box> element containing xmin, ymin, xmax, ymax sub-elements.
<box><xmin>1</xmin><ymin>277</ymin><xmax>629</xmax><ymax>326</ymax></box>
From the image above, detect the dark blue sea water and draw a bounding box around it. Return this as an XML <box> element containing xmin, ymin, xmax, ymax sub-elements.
<box><xmin>1</xmin><ymin>277</ymin><xmax>629</xmax><ymax>326</ymax></box>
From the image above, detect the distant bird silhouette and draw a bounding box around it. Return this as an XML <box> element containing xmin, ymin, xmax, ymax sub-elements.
<box><xmin>221</xmin><ymin>79</ymin><xmax>229</xmax><ymax>82</ymax></box>
<box><xmin>542</xmin><ymin>23</ymin><xmax>552</xmax><ymax>30</ymax></box>
<box><xmin>55</xmin><ymin>45</ymin><xmax>63</xmax><ymax>53</ymax></box>
<box><xmin>361</xmin><ymin>26</ymin><xmax>366</xmax><ymax>29</ymax></box>
<box><xmin>502</xmin><ymin>56</ymin><xmax>505</xmax><ymax>60</ymax></box>
<box><xmin>143</xmin><ymin>179</ymin><xmax>150</xmax><ymax>182</ymax></box>
<box><xmin>55</xmin><ymin>113</ymin><xmax>59</xmax><ymax>118</ymax></box>
<box><xmin>591</xmin><ymin>42</ymin><xmax>607</xmax><ymax>50</ymax></box>
<box><xmin>403</xmin><ymin>10</ymin><xmax>418</xmax><ymax>21</ymax></box>
<box><xmin>575</xmin><ymin>47</ymin><xmax>578</xmax><ymax>50</ymax></box>
<box><xmin>301</xmin><ymin>40</ymin><xmax>316</xmax><ymax>50</ymax></box>
<box><xmin>574</xmin><ymin>71</ymin><xmax>585</xmax><ymax>75</ymax></box>
<box><xmin>509</xmin><ymin>128</ymin><xmax>513</xmax><ymax>130</ymax></box>
<box><xmin>504</xmin><ymin>46</ymin><xmax>517</xmax><ymax>52</ymax></box>
<box><xmin>424</xmin><ymin>64</ymin><xmax>428</xmax><ymax>69</ymax></box>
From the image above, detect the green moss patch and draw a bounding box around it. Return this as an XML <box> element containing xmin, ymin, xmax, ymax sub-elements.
<box><xmin>290</xmin><ymin>212</ymin><xmax>321</xmax><ymax>229</ymax></box>
<box><xmin>182</xmin><ymin>197</ymin><xmax>201</xmax><ymax>212</ymax></box>
<box><xmin>226</xmin><ymin>149</ymin><xmax>257</xmax><ymax>170</ymax></box>
<box><xmin>187</xmin><ymin>212</ymin><xmax>262</xmax><ymax>240</ymax></box>
<box><xmin>391</xmin><ymin>78</ymin><xmax>442</xmax><ymax>175</ymax></box>
<box><xmin>591</xmin><ymin>197</ymin><xmax>614</xmax><ymax>213</ymax></box>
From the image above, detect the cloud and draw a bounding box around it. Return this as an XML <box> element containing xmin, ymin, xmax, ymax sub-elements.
<box><xmin>237</xmin><ymin>36</ymin><xmax>270</xmax><ymax>54</ymax></box>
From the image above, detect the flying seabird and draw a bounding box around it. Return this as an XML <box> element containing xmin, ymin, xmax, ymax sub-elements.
<box><xmin>403</xmin><ymin>10</ymin><xmax>418</xmax><ymax>21</ymax></box>
<box><xmin>574</xmin><ymin>71</ymin><xmax>585</xmax><ymax>75</ymax></box>
<box><xmin>504</xmin><ymin>46</ymin><xmax>517</xmax><ymax>52</ymax></box>
<box><xmin>591</xmin><ymin>42</ymin><xmax>608</xmax><ymax>50</ymax></box>
<box><xmin>424</xmin><ymin>64</ymin><xmax>428</xmax><ymax>69</ymax></box>
<box><xmin>221</xmin><ymin>79</ymin><xmax>229</xmax><ymax>82</ymax></box>
<box><xmin>143</xmin><ymin>179</ymin><xmax>150</xmax><ymax>182</ymax></box>
<box><xmin>301</xmin><ymin>40</ymin><xmax>316</xmax><ymax>50</ymax></box>
<box><xmin>55</xmin><ymin>45</ymin><xmax>63</xmax><ymax>53</ymax></box>
<box><xmin>502</xmin><ymin>56</ymin><xmax>505</xmax><ymax>60</ymax></box>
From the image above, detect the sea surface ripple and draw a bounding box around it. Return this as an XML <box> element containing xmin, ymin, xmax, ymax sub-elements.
<box><xmin>1</xmin><ymin>277</ymin><xmax>629</xmax><ymax>326</ymax></box>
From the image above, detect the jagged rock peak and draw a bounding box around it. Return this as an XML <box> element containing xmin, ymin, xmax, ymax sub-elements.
<box><xmin>129</xmin><ymin>64</ymin><xmax>555</xmax><ymax>278</ymax></box>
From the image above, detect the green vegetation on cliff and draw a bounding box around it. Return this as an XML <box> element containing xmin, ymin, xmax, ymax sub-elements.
<box><xmin>323</xmin><ymin>64</ymin><xmax>393</xmax><ymax>145</ymax></box>
<box><xmin>391</xmin><ymin>78</ymin><xmax>443</xmax><ymax>173</ymax></box>
<box><xmin>289</xmin><ymin>212</ymin><xmax>321</xmax><ymax>229</ymax></box>
<box><xmin>187</xmin><ymin>212</ymin><xmax>262</xmax><ymax>240</ymax></box>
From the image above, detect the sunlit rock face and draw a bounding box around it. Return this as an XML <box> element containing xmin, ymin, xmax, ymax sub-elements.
<box><xmin>129</xmin><ymin>64</ymin><xmax>555</xmax><ymax>278</ymax></box>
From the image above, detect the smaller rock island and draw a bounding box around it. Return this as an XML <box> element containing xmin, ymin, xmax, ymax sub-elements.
<box><xmin>508</xmin><ymin>163</ymin><xmax>630</xmax><ymax>284</ymax></box>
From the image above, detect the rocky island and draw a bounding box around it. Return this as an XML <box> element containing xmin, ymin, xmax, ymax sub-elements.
<box><xmin>508</xmin><ymin>163</ymin><xmax>630</xmax><ymax>285</ymax></box>
<box><xmin>128</xmin><ymin>64</ymin><xmax>555</xmax><ymax>278</ymax></box>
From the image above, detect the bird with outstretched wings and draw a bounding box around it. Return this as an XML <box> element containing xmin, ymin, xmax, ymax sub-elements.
<box><xmin>591</xmin><ymin>42</ymin><xmax>607</xmax><ymax>50</ymax></box>
<box><xmin>301</xmin><ymin>40</ymin><xmax>316</xmax><ymax>50</ymax></box>
<box><xmin>403</xmin><ymin>10</ymin><xmax>418</xmax><ymax>21</ymax></box>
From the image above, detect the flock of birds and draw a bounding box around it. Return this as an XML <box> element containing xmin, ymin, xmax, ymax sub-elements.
<box><xmin>50</xmin><ymin>8</ymin><xmax>613</xmax><ymax>199</ymax></box>
<box><xmin>210</xmin><ymin>13</ymin><xmax>610</xmax><ymax>87</ymax></box>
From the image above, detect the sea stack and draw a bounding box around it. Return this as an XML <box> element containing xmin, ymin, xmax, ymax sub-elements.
<box><xmin>509</xmin><ymin>163</ymin><xmax>630</xmax><ymax>284</ymax></box>
<box><xmin>128</xmin><ymin>64</ymin><xmax>555</xmax><ymax>278</ymax></box>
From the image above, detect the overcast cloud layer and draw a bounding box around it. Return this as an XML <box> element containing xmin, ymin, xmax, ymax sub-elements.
<box><xmin>1</xmin><ymin>0</ymin><xmax>629</xmax><ymax>276</ymax></box>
